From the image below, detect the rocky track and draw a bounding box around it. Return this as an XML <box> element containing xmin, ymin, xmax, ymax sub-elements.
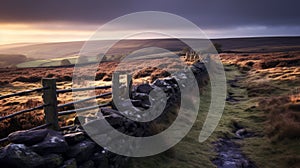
<box><xmin>212</xmin><ymin>74</ymin><xmax>256</xmax><ymax>168</ymax></box>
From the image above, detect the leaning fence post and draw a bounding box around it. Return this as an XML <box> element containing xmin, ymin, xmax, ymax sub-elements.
<box><xmin>42</xmin><ymin>78</ymin><xmax>59</xmax><ymax>130</ymax></box>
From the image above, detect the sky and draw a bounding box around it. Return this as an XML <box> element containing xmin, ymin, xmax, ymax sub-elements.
<box><xmin>0</xmin><ymin>0</ymin><xmax>300</xmax><ymax>44</ymax></box>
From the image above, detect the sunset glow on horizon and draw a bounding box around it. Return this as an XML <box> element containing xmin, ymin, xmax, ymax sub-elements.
<box><xmin>2</xmin><ymin>22</ymin><xmax>300</xmax><ymax>45</ymax></box>
<box><xmin>0</xmin><ymin>22</ymin><xmax>97</xmax><ymax>45</ymax></box>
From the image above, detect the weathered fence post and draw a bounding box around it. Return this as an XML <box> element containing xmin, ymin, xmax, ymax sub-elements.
<box><xmin>126</xmin><ymin>74</ymin><xmax>132</xmax><ymax>99</ymax></box>
<box><xmin>112</xmin><ymin>72</ymin><xmax>120</xmax><ymax>109</ymax></box>
<box><xmin>42</xmin><ymin>78</ymin><xmax>59</xmax><ymax>130</ymax></box>
<box><xmin>112</xmin><ymin>72</ymin><xmax>120</xmax><ymax>97</ymax></box>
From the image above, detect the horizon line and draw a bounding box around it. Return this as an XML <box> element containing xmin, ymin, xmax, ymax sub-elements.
<box><xmin>1</xmin><ymin>35</ymin><xmax>300</xmax><ymax>46</ymax></box>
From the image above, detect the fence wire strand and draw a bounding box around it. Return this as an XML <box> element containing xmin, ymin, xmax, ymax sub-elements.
<box><xmin>0</xmin><ymin>87</ymin><xmax>48</xmax><ymax>100</ymax></box>
<box><xmin>0</xmin><ymin>104</ymin><xmax>47</xmax><ymax>122</ymax></box>
<box><xmin>58</xmin><ymin>102</ymin><xmax>111</xmax><ymax>116</ymax></box>
<box><xmin>56</xmin><ymin>85</ymin><xmax>111</xmax><ymax>94</ymax></box>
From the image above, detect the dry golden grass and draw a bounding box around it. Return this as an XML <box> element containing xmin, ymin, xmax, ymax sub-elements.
<box><xmin>221</xmin><ymin>51</ymin><xmax>300</xmax><ymax>142</ymax></box>
<box><xmin>221</xmin><ymin>54</ymin><xmax>300</xmax><ymax>167</ymax></box>
<box><xmin>221</xmin><ymin>51</ymin><xmax>300</xmax><ymax>71</ymax></box>
<box><xmin>258</xmin><ymin>96</ymin><xmax>300</xmax><ymax>140</ymax></box>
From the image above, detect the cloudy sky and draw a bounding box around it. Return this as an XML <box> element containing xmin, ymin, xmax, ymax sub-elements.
<box><xmin>0</xmin><ymin>0</ymin><xmax>299</xmax><ymax>44</ymax></box>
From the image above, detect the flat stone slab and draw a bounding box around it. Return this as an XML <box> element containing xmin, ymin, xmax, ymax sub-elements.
<box><xmin>8</xmin><ymin>129</ymin><xmax>49</xmax><ymax>146</ymax></box>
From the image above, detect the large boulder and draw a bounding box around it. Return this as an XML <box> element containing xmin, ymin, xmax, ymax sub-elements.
<box><xmin>8</xmin><ymin>129</ymin><xmax>49</xmax><ymax>146</ymax></box>
<box><xmin>0</xmin><ymin>144</ymin><xmax>45</xmax><ymax>168</ymax></box>
<box><xmin>30</xmin><ymin>130</ymin><xmax>68</xmax><ymax>155</ymax></box>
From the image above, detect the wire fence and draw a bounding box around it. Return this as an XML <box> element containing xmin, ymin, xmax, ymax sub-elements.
<box><xmin>0</xmin><ymin>74</ymin><xmax>125</xmax><ymax>143</ymax></box>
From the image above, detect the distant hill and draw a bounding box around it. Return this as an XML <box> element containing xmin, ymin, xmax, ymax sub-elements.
<box><xmin>213</xmin><ymin>36</ymin><xmax>300</xmax><ymax>52</ymax></box>
<box><xmin>0</xmin><ymin>37</ymin><xmax>299</xmax><ymax>68</ymax></box>
<box><xmin>0</xmin><ymin>54</ymin><xmax>28</xmax><ymax>68</ymax></box>
<box><xmin>0</xmin><ymin>39</ymin><xmax>194</xmax><ymax>58</ymax></box>
<box><xmin>0</xmin><ymin>41</ymin><xmax>84</xmax><ymax>59</ymax></box>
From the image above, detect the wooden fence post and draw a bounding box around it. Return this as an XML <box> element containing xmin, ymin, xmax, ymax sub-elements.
<box><xmin>126</xmin><ymin>74</ymin><xmax>132</xmax><ymax>99</ymax></box>
<box><xmin>42</xmin><ymin>78</ymin><xmax>59</xmax><ymax>130</ymax></box>
<box><xmin>111</xmin><ymin>72</ymin><xmax>120</xmax><ymax>109</ymax></box>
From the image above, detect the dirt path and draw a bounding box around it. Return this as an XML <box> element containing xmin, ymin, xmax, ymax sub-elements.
<box><xmin>212</xmin><ymin>72</ymin><xmax>256</xmax><ymax>168</ymax></box>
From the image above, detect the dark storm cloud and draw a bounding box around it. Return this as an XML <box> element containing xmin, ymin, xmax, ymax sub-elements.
<box><xmin>0</xmin><ymin>0</ymin><xmax>299</xmax><ymax>29</ymax></box>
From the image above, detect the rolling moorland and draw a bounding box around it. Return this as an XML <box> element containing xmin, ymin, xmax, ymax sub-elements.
<box><xmin>1</xmin><ymin>37</ymin><xmax>300</xmax><ymax>68</ymax></box>
<box><xmin>0</xmin><ymin>37</ymin><xmax>299</xmax><ymax>167</ymax></box>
